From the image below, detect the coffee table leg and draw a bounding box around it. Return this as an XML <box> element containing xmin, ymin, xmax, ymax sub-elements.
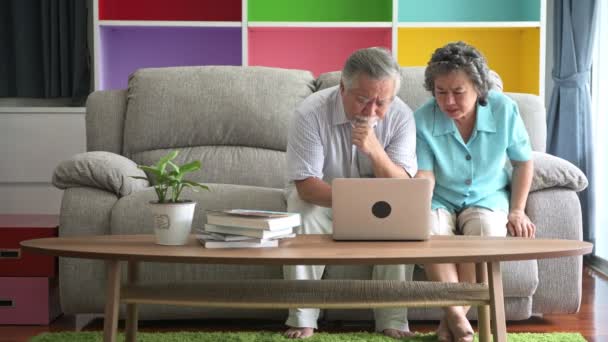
<box><xmin>125</xmin><ymin>261</ymin><xmax>139</xmax><ymax>342</ymax></box>
<box><xmin>488</xmin><ymin>261</ymin><xmax>507</xmax><ymax>342</ymax></box>
<box><xmin>103</xmin><ymin>260</ymin><xmax>121</xmax><ymax>342</ymax></box>
<box><xmin>476</xmin><ymin>262</ymin><xmax>491</xmax><ymax>342</ymax></box>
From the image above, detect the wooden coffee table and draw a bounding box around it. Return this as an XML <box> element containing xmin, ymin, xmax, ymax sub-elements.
<box><xmin>21</xmin><ymin>234</ymin><xmax>592</xmax><ymax>342</ymax></box>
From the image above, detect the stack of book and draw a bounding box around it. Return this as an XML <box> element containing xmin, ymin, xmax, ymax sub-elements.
<box><xmin>196</xmin><ymin>209</ymin><xmax>300</xmax><ymax>248</ymax></box>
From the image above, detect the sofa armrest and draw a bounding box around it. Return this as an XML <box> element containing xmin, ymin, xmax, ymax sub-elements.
<box><xmin>530</xmin><ymin>152</ymin><xmax>588</xmax><ymax>193</ymax></box>
<box><xmin>53</xmin><ymin>151</ymin><xmax>149</xmax><ymax>197</ymax></box>
<box><xmin>527</xmin><ymin>188</ymin><xmax>582</xmax><ymax>240</ymax></box>
<box><xmin>526</xmin><ymin>188</ymin><xmax>584</xmax><ymax>314</ymax></box>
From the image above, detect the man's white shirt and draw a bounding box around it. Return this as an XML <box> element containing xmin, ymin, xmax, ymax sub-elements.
<box><xmin>286</xmin><ymin>86</ymin><xmax>417</xmax><ymax>186</ymax></box>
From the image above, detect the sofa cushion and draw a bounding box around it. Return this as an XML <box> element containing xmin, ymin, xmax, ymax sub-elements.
<box><xmin>53</xmin><ymin>151</ymin><xmax>149</xmax><ymax>197</ymax></box>
<box><xmin>531</xmin><ymin>152</ymin><xmax>588</xmax><ymax>192</ymax></box>
<box><xmin>123</xmin><ymin>66</ymin><xmax>315</xmax><ymax>157</ymax></box>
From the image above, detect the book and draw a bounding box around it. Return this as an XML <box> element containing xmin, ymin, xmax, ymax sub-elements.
<box><xmin>203</xmin><ymin>224</ymin><xmax>295</xmax><ymax>239</ymax></box>
<box><xmin>208</xmin><ymin>209</ymin><xmax>293</xmax><ymax>218</ymax></box>
<box><xmin>200</xmin><ymin>239</ymin><xmax>279</xmax><ymax>249</ymax></box>
<box><xmin>194</xmin><ymin>231</ymin><xmax>261</xmax><ymax>242</ymax></box>
<box><xmin>206</xmin><ymin>210</ymin><xmax>301</xmax><ymax>231</ymax></box>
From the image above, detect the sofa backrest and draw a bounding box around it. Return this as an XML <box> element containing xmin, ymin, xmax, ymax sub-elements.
<box><xmin>315</xmin><ymin>67</ymin><xmax>547</xmax><ymax>152</ymax></box>
<box><xmin>124</xmin><ymin>66</ymin><xmax>315</xmax><ymax>188</ymax></box>
<box><xmin>86</xmin><ymin>65</ymin><xmax>546</xmax><ymax>189</ymax></box>
<box><xmin>316</xmin><ymin>66</ymin><xmax>432</xmax><ymax>111</ymax></box>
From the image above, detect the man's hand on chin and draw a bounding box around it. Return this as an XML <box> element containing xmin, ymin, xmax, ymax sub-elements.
<box><xmin>352</xmin><ymin>118</ymin><xmax>382</xmax><ymax>157</ymax></box>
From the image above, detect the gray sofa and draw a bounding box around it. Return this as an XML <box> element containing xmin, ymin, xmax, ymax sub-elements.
<box><xmin>53</xmin><ymin>65</ymin><xmax>588</xmax><ymax>323</ymax></box>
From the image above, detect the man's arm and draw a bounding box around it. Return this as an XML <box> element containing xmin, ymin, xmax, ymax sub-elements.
<box><xmin>286</xmin><ymin>104</ymin><xmax>329</xmax><ymax>206</ymax></box>
<box><xmin>294</xmin><ymin>177</ymin><xmax>332</xmax><ymax>208</ymax></box>
<box><xmin>368</xmin><ymin>147</ymin><xmax>411</xmax><ymax>178</ymax></box>
<box><xmin>352</xmin><ymin>111</ymin><xmax>416</xmax><ymax>178</ymax></box>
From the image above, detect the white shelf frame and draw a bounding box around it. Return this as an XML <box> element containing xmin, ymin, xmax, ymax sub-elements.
<box><xmin>391</xmin><ymin>0</ymin><xmax>399</xmax><ymax>59</ymax></box>
<box><xmin>241</xmin><ymin>0</ymin><xmax>248</xmax><ymax>66</ymax></box>
<box><xmin>93</xmin><ymin>0</ymin><xmax>101</xmax><ymax>91</ymax></box>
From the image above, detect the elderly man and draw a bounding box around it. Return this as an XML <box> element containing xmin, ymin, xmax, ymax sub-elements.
<box><xmin>284</xmin><ymin>47</ymin><xmax>417</xmax><ymax>339</ymax></box>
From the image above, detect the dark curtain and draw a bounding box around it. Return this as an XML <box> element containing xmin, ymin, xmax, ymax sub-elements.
<box><xmin>546</xmin><ymin>0</ymin><xmax>599</xmax><ymax>246</ymax></box>
<box><xmin>0</xmin><ymin>0</ymin><xmax>90</xmax><ymax>105</ymax></box>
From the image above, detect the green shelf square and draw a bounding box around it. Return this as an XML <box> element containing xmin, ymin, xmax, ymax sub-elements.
<box><xmin>249</xmin><ymin>0</ymin><xmax>392</xmax><ymax>22</ymax></box>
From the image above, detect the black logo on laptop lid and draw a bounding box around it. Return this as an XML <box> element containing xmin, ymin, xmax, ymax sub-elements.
<box><xmin>372</xmin><ymin>201</ymin><xmax>391</xmax><ymax>219</ymax></box>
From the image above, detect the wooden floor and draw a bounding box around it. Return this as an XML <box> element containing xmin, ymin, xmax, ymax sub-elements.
<box><xmin>1</xmin><ymin>266</ymin><xmax>606</xmax><ymax>342</ymax></box>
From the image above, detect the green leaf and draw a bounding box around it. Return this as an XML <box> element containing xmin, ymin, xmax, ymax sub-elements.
<box><xmin>167</xmin><ymin>160</ymin><xmax>180</xmax><ymax>174</ymax></box>
<box><xmin>155</xmin><ymin>150</ymin><xmax>179</xmax><ymax>174</ymax></box>
<box><xmin>179</xmin><ymin>160</ymin><xmax>201</xmax><ymax>174</ymax></box>
<box><xmin>158</xmin><ymin>150</ymin><xmax>179</xmax><ymax>165</ymax></box>
<box><xmin>182</xmin><ymin>180</ymin><xmax>210</xmax><ymax>191</ymax></box>
<box><xmin>136</xmin><ymin>151</ymin><xmax>207</xmax><ymax>202</ymax></box>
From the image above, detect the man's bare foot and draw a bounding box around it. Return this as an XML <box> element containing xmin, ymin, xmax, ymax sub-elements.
<box><xmin>436</xmin><ymin>318</ymin><xmax>452</xmax><ymax>342</ymax></box>
<box><xmin>382</xmin><ymin>328</ymin><xmax>415</xmax><ymax>339</ymax></box>
<box><xmin>446</xmin><ymin>312</ymin><xmax>474</xmax><ymax>342</ymax></box>
<box><xmin>284</xmin><ymin>327</ymin><xmax>314</xmax><ymax>339</ymax></box>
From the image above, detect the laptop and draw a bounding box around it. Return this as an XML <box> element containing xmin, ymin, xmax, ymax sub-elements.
<box><xmin>332</xmin><ymin>178</ymin><xmax>432</xmax><ymax>241</ymax></box>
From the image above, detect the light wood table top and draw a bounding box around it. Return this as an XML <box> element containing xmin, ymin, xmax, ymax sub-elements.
<box><xmin>21</xmin><ymin>234</ymin><xmax>592</xmax><ymax>265</ymax></box>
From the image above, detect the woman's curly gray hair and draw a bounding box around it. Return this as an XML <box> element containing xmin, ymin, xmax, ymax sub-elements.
<box><xmin>424</xmin><ymin>41</ymin><xmax>493</xmax><ymax>106</ymax></box>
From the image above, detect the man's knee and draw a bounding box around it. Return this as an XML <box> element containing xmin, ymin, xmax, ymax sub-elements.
<box><xmin>287</xmin><ymin>187</ymin><xmax>332</xmax><ymax>235</ymax></box>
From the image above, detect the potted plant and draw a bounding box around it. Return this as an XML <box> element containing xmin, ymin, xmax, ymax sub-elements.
<box><xmin>133</xmin><ymin>150</ymin><xmax>209</xmax><ymax>245</ymax></box>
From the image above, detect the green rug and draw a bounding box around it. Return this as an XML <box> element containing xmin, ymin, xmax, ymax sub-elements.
<box><xmin>29</xmin><ymin>331</ymin><xmax>587</xmax><ymax>342</ymax></box>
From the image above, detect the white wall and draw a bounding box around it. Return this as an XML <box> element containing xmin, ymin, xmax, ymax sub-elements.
<box><xmin>0</xmin><ymin>109</ymin><xmax>86</xmax><ymax>214</ymax></box>
<box><xmin>0</xmin><ymin>0</ymin><xmax>93</xmax><ymax>215</ymax></box>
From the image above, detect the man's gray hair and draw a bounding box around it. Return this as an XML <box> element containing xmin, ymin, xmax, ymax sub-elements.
<box><xmin>341</xmin><ymin>47</ymin><xmax>401</xmax><ymax>95</ymax></box>
<box><xmin>424</xmin><ymin>41</ymin><xmax>493</xmax><ymax>106</ymax></box>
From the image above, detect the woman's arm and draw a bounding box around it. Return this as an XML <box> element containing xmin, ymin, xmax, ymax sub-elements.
<box><xmin>415</xmin><ymin>170</ymin><xmax>435</xmax><ymax>190</ymax></box>
<box><xmin>508</xmin><ymin>159</ymin><xmax>536</xmax><ymax>238</ymax></box>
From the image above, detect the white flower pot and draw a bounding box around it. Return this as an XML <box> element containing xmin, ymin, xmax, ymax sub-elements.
<box><xmin>149</xmin><ymin>201</ymin><xmax>197</xmax><ymax>246</ymax></box>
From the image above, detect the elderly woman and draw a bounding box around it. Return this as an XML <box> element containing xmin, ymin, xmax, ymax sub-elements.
<box><xmin>414</xmin><ymin>41</ymin><xmax>536</xmax><ymax>342</ymax></box>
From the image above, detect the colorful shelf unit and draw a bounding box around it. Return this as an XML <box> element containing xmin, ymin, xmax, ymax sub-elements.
<box><xmin>248</xmin><ymin>0</ymin><xmax>392</xmax><ymax>22</ymax></box>
<box><xmin>94</xmin><ymin>0</ymin><xmax>243</xmax><ymax>90</ymax></box>
<box><xmin>93</xmin><ymin>0</ymin><xmax>545</xmax><ymax>96</ymax></box>
<box><xmin>397</xmin><ymin>0</ymin><xmax>539</xmax><ymax>22</ymax></box>
<box><xmin>99</xmin><ymin>26</ymin><xmax>241</xmax><ymax>90</ymax></box>
<box><xmin>249</xmin><ymin>28</ymin><xmax>391</xmax><ymax>77</ymax></box>
<box><xmin>98</xmin><ymin>0</ymin><xmax>242</xmax><ymax>21</ymax></box>
<box><xmin>397</xmin><ymin>0</ymin><xmax>544</xmax><ymax>95</ymax></box>
<box><xmin>397</xmin><ymin>27</ymin><xmax>540</xmax><ymax>95</ymax></box>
